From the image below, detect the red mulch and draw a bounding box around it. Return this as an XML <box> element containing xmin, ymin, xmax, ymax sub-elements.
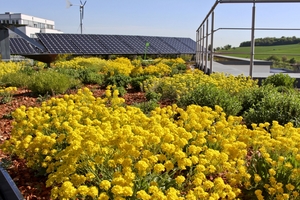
<box><xmin>0</xmin><ymin>85</ymin><xmax>149</xmax><ymax>199</ymax></box>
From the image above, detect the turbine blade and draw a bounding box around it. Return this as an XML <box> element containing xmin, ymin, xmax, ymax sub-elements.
<box><xmin>66</xmin><ymin>0</ymin><xmax>73</xmax><ymax>8</ymax></box>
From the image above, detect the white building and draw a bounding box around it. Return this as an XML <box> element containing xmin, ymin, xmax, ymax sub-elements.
<box><xmin>0</xmin><ymin>12</ymin><xmax>63</xmax><ymax>38</ymax></box>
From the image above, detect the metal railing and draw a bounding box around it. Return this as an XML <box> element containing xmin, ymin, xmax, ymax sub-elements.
<box><xmin>196</xmin><ymin>0</ymin><xmax>300</xmax><ymax>76</ymax></box>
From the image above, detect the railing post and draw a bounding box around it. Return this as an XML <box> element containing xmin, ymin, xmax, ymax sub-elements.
<box><xmin>250</xmin><ymin>1</ymin><xmax>256</xmax><ymax>77</ymax></box>
<box><xmin>205</xmin><ymin>19</ymin><xmax>209</xmax><ymax>74</ymax></box>
<box><xmin>201</xmin><ymin>24</ymin><xmax>205</xmax><ymax>69</ymax></box>
<box><xmin>209</xmin><ymin>11</ymin><xmax>215</xmax><ymax>74</ymax></box>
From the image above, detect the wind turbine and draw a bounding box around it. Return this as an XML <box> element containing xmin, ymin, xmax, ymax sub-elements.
<box><xmin>66</xmin><ymin>0</ymin><xmax>87</xmax><ymax>34</ymax></box>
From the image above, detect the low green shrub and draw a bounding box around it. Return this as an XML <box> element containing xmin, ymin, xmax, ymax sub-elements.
<box><xmin>78</xmin><ymin>68</ymin><xmax>104</xmax><ymax>85</ymax></box>
<box><xmin>237</xmin><ymin>85</ymin><xmax>278</xmax><ymax>115</ymax></box>
<box><xmin>0</xmin><ymin>72</ymin><xmax>30</xmax><ymax>88</ymax></box>
<box><xmin>177</xmin><ymin>83</ymin><xmax>242</xmax><ymax>116</ymax></box>
<box><xmin>104</xmin><ymin>74</ymin><xmax>131</xmax><ymax>88</ymax></box>
<box><xmin>262</xmin><ymin>73</ymin><xmax>297</xmax><ymax>88</ymax></box>
<box><xmin>132</xmin><ymin>100</ymin><xmax>159</xmax><ymax>114</ymax></box>
<box><xmin>28</xmin><ymin>70</ymin><xmax>75</xmax><ymax>95</ymax></box>
<box><xmin>243</xmin><ymin>91</ymin><xmax>300</xmax><ymax>127</ymax></box>
<box><xmin>170</xmin><ymin>63</ymin><xmax>187</xmax><ymax>75</ymax></box>
<box><xmin>145</xmin><ymin>91</ymin><xmax>162</xmax><ymax>102</ymax></box>
<box><xmin>55</xmin><ymin>68</ymin><xmax>80</xmax><ymax>79</ymax></box>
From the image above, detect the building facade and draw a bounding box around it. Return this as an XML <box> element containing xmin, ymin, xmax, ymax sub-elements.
<box><xmin>0</xmin><ymin>12</ymin><xmax>63</xmax><ymax>38</ymax></box>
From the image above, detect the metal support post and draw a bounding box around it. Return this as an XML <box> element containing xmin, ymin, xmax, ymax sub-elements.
<box><xmin>209</xmin><ymin>11</ymin><xmax>215</xmax><ymax>74</ymax></box>
<box><xmin>205</xmin><ymin>19</ymin><xmax>209</xmax><ymax>74</ymax></box>
<box><xmin>201</xmin><ymin>24</ymin><xmax>205</xmax><ymax>69</ymax></box>
<box><xmin>250</xmin><ymin>2</ymin><xmax>256</xmax><ymax>77</ymax></box>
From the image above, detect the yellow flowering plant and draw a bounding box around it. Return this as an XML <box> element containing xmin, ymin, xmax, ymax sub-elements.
<box><xmin>0</xmin><ymin>86</ymin><xmax>17</xmax><ymax>104</ymax></box>
<box><xmin>2</xmin><ymin>57</ymin><xmax>300</xmax><ymax>199</ymax></box>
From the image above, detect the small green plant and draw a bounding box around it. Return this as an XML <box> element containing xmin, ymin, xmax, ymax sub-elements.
<box><xmin>0</xmin><ymin>93</ymin><xmax>13</xmax><ymax>104</ymax></box>
<box><xmin>130</xmin><ymin>75</ymin><xmax>151</xmax><ymax>92</ymax></box>
<box><xmin>178</xmin><ymin>83</ymin><xmax>242</xmax><ymax>116</ymax></box>
<box><xmin>116</xmin><ymin>86</ymin><xmax>127</xmax><ymax>97</ymax></box>
<box><xmin>2</xmin><ymin>112</ymin><xmax>13</xmax><ymax>120</ymax></box>
<box><xmin>0</xmin><ymin>87</ymin><xmax>16</xmax><ymax>104</ymax></box>
<box><xmin>0</xmin><ymin>157</ymin><xmax>13</xmax><ymax>170</ymax></box>
<box><xmin>37</xmin><ymin>93</ymin><xmax>51</xmax><ymax>102</ymax></box>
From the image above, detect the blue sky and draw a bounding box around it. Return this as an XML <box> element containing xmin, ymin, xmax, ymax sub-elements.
<box><xmin>1</xmin><ymin>0</ymin><xmax>300</xmax><ymax>48</ymax></box>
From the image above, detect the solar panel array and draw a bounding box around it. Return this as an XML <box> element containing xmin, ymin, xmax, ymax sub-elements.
<box><xmin>10</xmin><ymin>38</ymin><xmax>41</xmax><ymax>54</ymax></box>
<box><xmin>9</xmin><ymin>33</ymin><xmax>196</xmax><ymax>55</ymax></box>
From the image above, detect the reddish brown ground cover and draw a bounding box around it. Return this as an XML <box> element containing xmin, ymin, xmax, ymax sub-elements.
<box><xmin>0</xmin><ymin>85</ymin><xmax>148</xmax><ymax>199</ymax></box>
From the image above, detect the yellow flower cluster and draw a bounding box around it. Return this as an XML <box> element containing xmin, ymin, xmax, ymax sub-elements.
<box><xmin>0</xmin><ymin>86</ymin><xmax>17</xmax><ymax>94</ymax></box>
<box><xmin>54</xmin><ymin>57</ymin><xmax>107</xmax><ymax>69</ymax></box>
<box><xmin>154</xmin><ymin>57</ymin><xmax>186</xmax><ymax>66</ymax></box>
<box><xmin>0</xmin><ymin>62</ymin><xmax>22</xmax><ymax>78</ymax></box>
<box><xmin>2</xmin><ymin>87</ymin><xmax>300</xmax><ymax>199</ymax></box>
<box><xmin>104</xmin><ymin>57</ymin><xmax>134</xmax><ymax>76</ymax></box>
<box><xmin>143</xmin><ymin>63</ymin><xmax>171</xmax><ymax>76</ymax></box>
<box><xmin>143</xmin><ymin>69</ymin><xmax>257</xmax><ymax>100</ymax></box>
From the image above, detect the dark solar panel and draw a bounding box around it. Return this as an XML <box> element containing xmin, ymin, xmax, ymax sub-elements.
<box><xmin>139</xmin><ymin>36</ymin><xmax>178</xmax><ymax>54</ymax></box>
<box><xmin>67</xmin><ymin>34</ymin><xmax>108</xmax><ymax>54</ymax></box>
<box><xmin>15</xmin><ymin>33</ymin><xmax>196</xmax><ymax>56</ymax></box>
<box><xmin>177</xmin><ymin>38</ymin><xmax>196</xmax><ymax>52</ymax></box>
<box><xmin>36</xmin><ymin>33</ymin><xmax>82</xmax><ymax>54</ymax></box>
<box><xmin>161</xmin><ymin>37</ymin><xmax>195</xmax><ymax>54</ymax></box>
<box><xmin>10</xmin><ymin>38</ymin><xmax>39</xmax><ymax>54</ymax></box>
<box><xmin>92</xmin><ymin>35</ymin><xmax>136</xmax><ymax>54</ymax></box>
<box><xmin>116</xmin><ymin>35</ymin><xmax>148</xmax><ymax>54</ymax></box>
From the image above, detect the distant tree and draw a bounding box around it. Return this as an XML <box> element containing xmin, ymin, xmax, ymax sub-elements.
<box><xmin>290</xmin><ymin>58</ymin><xmax>297</xmax><ymax>64</ymax></box>
<box><xmin>282</xmin><ymin>56</ymin><xmax>288</xmax><ymax>62</ymax></box>
<box><xmin>239</xmin><ymin>36</ymin><xmax>300</xmax><ymax>47</ymax></box>
<box><xmin>267</xmin><ymin>55</ymin><xmax>280</xmax><ymax>62</ymax></box>
<box><xmin>208</xmin><ymin>44</ymin><xmax>212</xmax><ymax>51</ymax></box>
<box><xmin>215</xmin><ymin>47</ymin><xmax>221</xmax><ymax>51</ymax></box>
<box><xmin>224</xmin><ymin>44</ymin><xmax>232</xmax><ymax>50</ymax></box>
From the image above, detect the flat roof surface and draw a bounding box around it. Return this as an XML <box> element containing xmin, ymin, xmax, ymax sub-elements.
<box><xmin>209</xmin><ymin>61</ymin><xmax>300</xmax><ymax>78</ymax></box>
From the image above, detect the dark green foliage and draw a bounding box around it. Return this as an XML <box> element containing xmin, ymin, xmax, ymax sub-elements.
<box><xmin>266</xmin><ymin>55</ymin><xmax>280</xmax><ymax>62</ymax></box>
<box><xmin>243</xmin><ymin>91</ymin><xmax>300</xmax><ymax>127</ymax></box>
<box><xmin>104</xmin><ymin>74</ymin><xmax>131</xmax><ymax>88</ymax></box>
<box><xmin>56</xmin><ymin>68</ymin><xmax>104</xmax><ymax>85</ymax></box>
<box><xmin>28</xmin><ymin>70</ymin><xmax>75</xmax><ymax>95</ymax></box>
<box><xmin>262</xmin><ymin>73</ymin><xmax>297</xmax><ymax>88</ymax></box>
<box><xmin>55</xmin><ymin>68</ymin><xmax>80</xmax><ymax>79</ymax></box>
<box><xmin>116</xmin><ymin>86</ymin><xmax>127</xmax><ymax>97</ymax></box>
<box><xmin>240</xmin><ymin>36</ymin><xmax>300</xmax><ymax>47</ymax></box>
<box><xmin>177</xmin><ymin>83</ymin><xmax>242</xmax><ymax>116</ymax></box>
<box><xmin>290</xmin><ymin>58</ymin><xmax>297</xmax><ymax>64</ymax></box>
<box><xmin>237</xmin><ymin>85</ymin><xmax>278</xmax><ymax>115</ymax></box>
<box><xmin>171</xmin><ymin>63</ymin><xmax>187</xmax><ymax>75</ymax></box>
<box><xmin>132</xmin><ymin>100</ymin><xmax>159</xmax><ymax>115</ymax></box>
<box><xmin>130</xmin><ymin>75</ymin><xmax>151</xmax><ymax>91</ymax></box>
<box><xmin>78</xmin><ymin>68</ymin><xmax>104</xmax><ymax>85</ymax></box>
<box><xmin>145</xmin><ymin>91</ymin><xmax>162</xmax><ymax>101</ymax></box>
<box><xmin>19</xmin><ymin>66</ymin><xmax>36</xmax><ymax>75</ymax></box>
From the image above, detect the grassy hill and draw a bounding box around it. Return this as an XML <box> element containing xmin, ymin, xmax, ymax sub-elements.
<box><xmin>216</xmin><ymin>43</ymin><xmax>300</xmax><ymax>62</ymax></box>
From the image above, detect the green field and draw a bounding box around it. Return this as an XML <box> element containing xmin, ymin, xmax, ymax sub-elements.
<box><xmin>216</xmin><ymin>44</ymin><xmax>300</xmax><ymax>61</ymax></box>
